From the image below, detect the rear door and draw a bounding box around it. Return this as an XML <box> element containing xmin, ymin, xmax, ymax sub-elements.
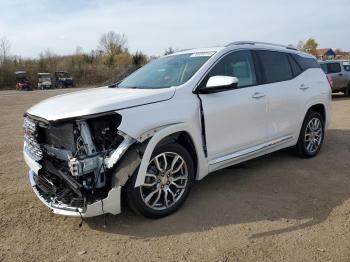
<box><xmin>255</xmin><ymin>50</ymin><xmax>303</xmax><ymax>141</ymax></box>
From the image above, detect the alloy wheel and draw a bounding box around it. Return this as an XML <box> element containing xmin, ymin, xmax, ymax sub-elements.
<box><xmin>304</xmin><ymin>117</ymin><xmax>323</xmax><ymax>154</ymax></box>
<box><xmin>140</xmin><ymin>152</ymin><xmax>188</xmax><ymax>211</ymax></box>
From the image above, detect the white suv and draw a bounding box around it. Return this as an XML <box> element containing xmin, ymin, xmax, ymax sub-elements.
<box><xmin>24</xmin><ymin>41</ymin><xmax>331</xmax><ymax>218</ymax></box>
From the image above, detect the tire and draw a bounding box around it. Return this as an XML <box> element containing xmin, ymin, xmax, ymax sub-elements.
<box><xmin>125</xmin><ymin>143</ymin><xmax>195</xmax><ymax>218</ymax></box>
<box><xmin>294</xmin><ymin>111</ymin><xmax>325</xmax><ymax>158</ymax></box>
<box><xmin>344</xmin><ymin>85</ymin><xmax>350</xmax><ymax>97</ymax></box>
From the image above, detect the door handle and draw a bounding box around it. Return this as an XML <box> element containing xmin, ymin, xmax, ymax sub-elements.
<box><xmin>339</xmin><ymin>73</ymin><xmax>343</xmax><ymax>76</ymax></box>
<box><xmin>252</xmin><ymin>92</ymin><xmax>265</xmax><ymax>99</ymax></box>
<box><xmin>299</xmin><ymin>84</ymin><xmax>309</xmax><ymax>90</ymax></box>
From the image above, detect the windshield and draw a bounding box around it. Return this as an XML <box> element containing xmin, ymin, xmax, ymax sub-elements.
<box><xmin>118</xmin><ymin>52</ymin><xmax>214</xmax><ymax>89</ymax></box>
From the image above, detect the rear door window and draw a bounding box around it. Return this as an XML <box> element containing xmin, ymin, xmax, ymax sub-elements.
<box><xmin>326</xmin><ymin>63</ymin><xmax>341</xmax><ymax>74</ymax></box>
<box><xmin>257</xmin><ymin>50</ymin><xmax>293</xmax><ymax>83</ymax></box>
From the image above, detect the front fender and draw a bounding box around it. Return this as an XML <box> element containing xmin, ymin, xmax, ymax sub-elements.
<box><xmin>134</xmin><ymin>123</ymin><xmax>208</xmax><ymax>188</ymax></box>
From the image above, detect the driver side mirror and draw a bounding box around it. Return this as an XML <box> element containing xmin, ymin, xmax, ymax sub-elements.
<box><xmin>199</xmin><ymin>76</ymin><xmax>239</xmax><ymax>94</ymax></box>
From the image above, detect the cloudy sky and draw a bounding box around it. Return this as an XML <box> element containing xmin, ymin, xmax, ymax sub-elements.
<box><xmin>1</xmin><ymin>0</ymin><xmax>349</xmax><ymax>58</ymax></box>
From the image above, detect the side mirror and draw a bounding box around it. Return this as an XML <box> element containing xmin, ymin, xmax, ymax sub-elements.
<box><xmin>200</xmin><ymin>76</ymin><xmax>238</xmax><ymax>94</ymax></box>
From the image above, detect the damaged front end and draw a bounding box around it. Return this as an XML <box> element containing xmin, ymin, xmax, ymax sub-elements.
<box><xmin>23</xmin><ymin>113</ymin><xmax>139</xmax><ymax>217</ymax></box>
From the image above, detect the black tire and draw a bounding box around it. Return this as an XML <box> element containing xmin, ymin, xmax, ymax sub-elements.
<box><xmin>295</xmin><ymin>111</ymin><xmax>325</xmax><ymax>158</ymax></box>
<box><xmin>344</xmin><ymin>85</ymin><xmax>350</xmax><ymax>97</ymax></box>
<box><xmin>125</xmin><ymin>143</ymin><xmax>194</xmax><ymax>218</ymax></box>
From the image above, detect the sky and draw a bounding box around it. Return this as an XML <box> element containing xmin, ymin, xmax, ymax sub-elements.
<box><xmin>0</xmin><ymin>0</ymin><xmax>349</xmax><ymax>58</ymax></box>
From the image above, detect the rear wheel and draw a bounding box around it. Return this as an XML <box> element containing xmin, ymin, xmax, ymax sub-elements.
<box><xmin>295</xmin><ymin>111</ymin><xmax>324</xmax><ymax>158</ymax></box>
<box><xmin>344</xmin><ymin>84</ymin><xmax>350</xmax><ymax>97</ymax></box>
<box><xmin>126</xmin><ymin>143</ymin><xmax>194</xmax><ymax>218</ymax></box>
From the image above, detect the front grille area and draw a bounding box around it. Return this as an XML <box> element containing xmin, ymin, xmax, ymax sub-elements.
<box><xmin>33</xmin><ymin>170</ymin><xmax>85</xmax><ymax>208</ymax></box>
<box><xmin>24</xmin><ymin>117</ymin><xmax>43</xmax><ymax>161</ymax></box>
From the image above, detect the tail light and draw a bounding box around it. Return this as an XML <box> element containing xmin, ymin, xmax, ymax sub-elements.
<box><xmin>326</xmin><ymin>75</ymin><xmax>333</xmax><ymax>89</ymax></box>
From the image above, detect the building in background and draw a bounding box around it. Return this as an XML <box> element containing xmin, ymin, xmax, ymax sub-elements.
<box><xmin>316</xmin><ymin>48</ymin><xmax>336</xmax><ymax>60</ymax></box>
<box><xmin>335</xmin><ymin>49</ymin><xmax>350</xmax><ymax>60</ymax></box>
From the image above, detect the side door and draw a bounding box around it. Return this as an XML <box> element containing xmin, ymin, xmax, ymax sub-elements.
<box><xmin>198</xmin><ymin>50</ymin><xmax>268</xmax><ymax>162</ymax></box>
<box><xmin>255</xmin><ymin>50</ymin><xmax>303</xmax><ymax>141</ymax></box>
<box><xmin>327</xmin><ymin>62</ymin><xmax>347</xmax><ymax>90</ymax></box>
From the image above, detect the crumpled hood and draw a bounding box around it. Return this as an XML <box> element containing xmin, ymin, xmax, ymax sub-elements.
<box><xmin>27</xmin><ymin>87</ymin><xmax>175</xmax><ymax>121</ymax></box>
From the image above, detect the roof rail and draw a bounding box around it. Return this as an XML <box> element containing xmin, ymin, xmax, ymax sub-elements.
<box><xmin>226</xmin><ymin>41</ymin><xmax>298</xmax><ymax>51</ymax></box>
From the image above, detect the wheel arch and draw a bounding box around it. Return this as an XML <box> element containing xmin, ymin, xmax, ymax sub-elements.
<box><xmin>307</xmin><ymin>103</ymin><xmax>326</xmax><ymax>121</ymax></box>
<box><xmin>155</xmin><ymin>131</ymin><xmax>198</xmax><ymax>177</ymax></box>
<box><xmin>134</xmin><ymin>123</ymin><xmax>206</xmax><ymax>188</ymax></box>
<box><xmin>296</xmin><ymin>102</ymin><xmax>327</xmax><ymax>140</ymax></box>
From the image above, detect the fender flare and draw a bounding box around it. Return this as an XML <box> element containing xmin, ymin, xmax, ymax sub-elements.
<box><xmin>134</xmin><ymin>123</ymin><xmax>207</xmax><ymax>188</ymax></box>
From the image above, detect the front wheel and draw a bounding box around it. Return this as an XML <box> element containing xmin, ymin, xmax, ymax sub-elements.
<box><xmin>126</xmin><ymin>143</ymin><xmax>194</xmax><ymax>218</ymax></box>
<box><xmin>295</xmin><ymin>111</ymin><xmax>325</xmax><ymax>158</ymax></box>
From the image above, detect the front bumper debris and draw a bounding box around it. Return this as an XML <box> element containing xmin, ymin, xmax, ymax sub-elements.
<box><xmin>28</xmin><ymin>170</ymin><xmax>121</xmax><ymax>217</ymax></box>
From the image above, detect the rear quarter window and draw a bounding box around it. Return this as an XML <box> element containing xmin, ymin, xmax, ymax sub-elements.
<box><xmin>292</xmin><ymin>54</ymin><xmax>320</xmax><ymax>70</ymax></box>
<box><xmin>320</xmin><ymin>63</ymin><xmax>327</xmax><ymax>73</ymax></box>
<box><xmin>287</xmin><ymin>54</ymin><xmax>302</xmax><ymax>76</ymax></box>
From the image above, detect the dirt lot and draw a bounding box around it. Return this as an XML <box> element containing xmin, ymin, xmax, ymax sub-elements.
<box><xmin>0</xmin><ymin>89</ymin><xmax>349</xmax><ymax>262</ymax></box>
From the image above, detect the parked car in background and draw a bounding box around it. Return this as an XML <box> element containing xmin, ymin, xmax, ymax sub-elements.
<box><xmin>54</xmin><ymin>71</ymin><xmax>74</xmax><ymax>88</ymax></box>
<box><xmin>15</xmin><ymin>71</ymin><xmax>31</xmax><ymax>91</ymax></box>
<box><xmin>37</xmin><ymin>73</ymin><xmax>53</xmax><ymax>89</ymax></box>
<box><xmin>319</xmin><ymin>60</ymin><xmax>350</xmax><ymax>96</ymax></box>
<box><xmin>343</xmin><ymin>62</ymin><xmax>350</xmax><ymax>72</ymax></box>
<box><xmin>24</xmin><ymin>41</ymin><xmax>331</xmax><ymax>219</ymax></box>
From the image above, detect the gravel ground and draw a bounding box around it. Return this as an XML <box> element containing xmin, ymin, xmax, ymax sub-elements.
<box><xmin>0</xmin><ymin>89</ymin><xmax>349</xmax><ymax>262</ymax></box>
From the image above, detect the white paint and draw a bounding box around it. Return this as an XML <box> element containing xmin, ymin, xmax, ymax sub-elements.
<box><xmin>24</xmin><ymin>42</ymin><xmax>331</xmax><ymax>217</ymax></box>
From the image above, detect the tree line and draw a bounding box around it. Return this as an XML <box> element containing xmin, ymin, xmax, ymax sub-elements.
<box><xmin>0</xmin><ymin>31</ymin><xmax>149</xmax><ymax>90</ymax></box>
<box><xmin>1</xmin><ymin>34</ymin><xmax>348</xmax><ymax>90</ymax></box>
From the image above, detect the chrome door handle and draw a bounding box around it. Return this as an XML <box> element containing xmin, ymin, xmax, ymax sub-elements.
<box><xmin>252</xmin><ymin>92</ymin><xmax>265</xmax><ymax>99</ymax></box>
<box><xmin>299</xmin><ymin>84</ymin><xmax>309</xmax><ymax>90</ymax></box>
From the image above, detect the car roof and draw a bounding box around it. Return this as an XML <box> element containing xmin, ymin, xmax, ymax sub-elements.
<box><xmin>167</xmin><ymin>47</ymin><xmax>224</xmax><ymax>56</ymax></box>
<box><xmin>169</xmin><ymin>41</ymin><xmax>314</xmax><ymax>59</ymax></box>
<box><xmin>15</xmin><ymin>71</ymin><xmax>27</xmax><ymax>74</ymax></box>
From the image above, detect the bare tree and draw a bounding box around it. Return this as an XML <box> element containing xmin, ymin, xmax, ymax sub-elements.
<box><xmin>99</xmin><ymin>31</ymin><xmax>127</xmax><ymax>56</ymax></box>
<box><xmin>0</xmin><ymin>37</ymin><xmax>11</xmax><ymax>63</ymax></box>
<box><xmin>164</xmin><ymin>47</ymin><xmax>175</xmax><ymax>55</ymax></box>
<box><xmin>297</xmin><ymin>41</ymin><xmax>304</xmax><ymax>51</ymax></box>
<box><xmin>75</xmin><ymin>45</ymin><xmax>83</xmax><ymax>55</ymax></box>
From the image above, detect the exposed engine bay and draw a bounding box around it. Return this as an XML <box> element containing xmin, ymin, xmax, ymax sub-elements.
<box><xmin>24</xmin><ymin>113</ymin><xmax>133</xmax><ymax>211</ymax></box>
